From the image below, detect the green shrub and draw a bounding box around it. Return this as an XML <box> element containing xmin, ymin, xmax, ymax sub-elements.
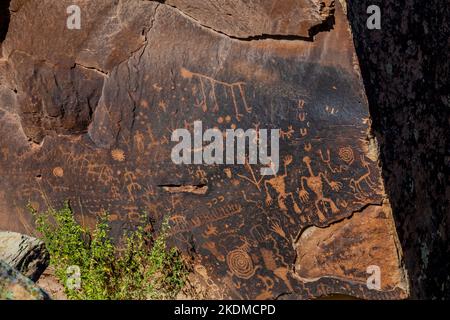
<box><xmin>31</xmin><ymin>203</ymin><xmax>188</xmax><ymax>300</ymax></box>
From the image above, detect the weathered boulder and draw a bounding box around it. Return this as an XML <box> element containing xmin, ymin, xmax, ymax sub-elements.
<box><xmin>0</xmin><ymin>260</ymin><xmax>49</xmax><ymax>300</ymax></box>
<box><xmin>0</xmin><ymin>231</ymin><xmax>49</xmax><ymax>281</ymax></box>
<box><xmin>0</xmin><ymin>0</ymin><xmax>411</xmax><ymax>299</ymax></box>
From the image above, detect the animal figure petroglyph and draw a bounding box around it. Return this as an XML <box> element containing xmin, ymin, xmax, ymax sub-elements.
<box><xmin>350</xmin><ymin>155</ymin><xmax>378</xmax><ymax>198</ymax></box>
<box><xmin>181</xmin><ymin>68</ymin><xmax>252</xmax><ymax>121</ymax></box>
<box><xmin>298</xmin><ymin>156</ymin><xmax>342</xmax><ymax>221</ymax></box>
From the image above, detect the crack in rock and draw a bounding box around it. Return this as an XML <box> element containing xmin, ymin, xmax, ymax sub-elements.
<box><xmin>151</xmin><ymin>0</ymin><xmax>335</xmax><ymax>41</ymax></box>
<box><xmin>292</xmin><ymin>201</ymin><xmax>409</xmax><ymax>295</ymax></box>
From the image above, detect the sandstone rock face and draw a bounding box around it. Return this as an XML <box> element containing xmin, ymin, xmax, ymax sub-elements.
<box><xmin>2</xmin><ymin>0</ymin><xmax>158</xmax><ymax>143</ymax></box>
<box><xmin>163</xmin><ymin>0</ymin><xmax>335</xmax><ymax>39</ymax></box>
<box><xmin>0</xmin><ymin>231</ymin><xmax>49</xmax><ymax>281</ymax></box>
<box><xmin>0</xmin><ymin>0</ymin><xmax>409</xmax><ymax>299</ymax></box>
<box><xmin>295</xmin><ymin>202</ymin><xmax>407</xmax><ymax>291</ymax></box>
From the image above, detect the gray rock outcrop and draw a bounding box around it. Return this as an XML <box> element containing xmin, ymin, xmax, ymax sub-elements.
<box><xmin>0</xmin><ymin>231</ymin><xmax>49</xmax><ymax>281</ymax></box>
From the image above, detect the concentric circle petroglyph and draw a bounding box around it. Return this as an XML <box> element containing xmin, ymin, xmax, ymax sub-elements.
<box><xmin>226</xmin><ymin>249</ymin><xmax>255</xmax><ymax>279</ymax></box>
<box><xmin>339</xmin><ymin>146</ymin><xmax>354</xmax><ymax>164</ymax></box>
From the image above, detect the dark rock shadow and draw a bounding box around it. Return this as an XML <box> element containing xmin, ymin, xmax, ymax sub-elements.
<box><xmin>347</xmin><ymin>0</ymin><xmax>450</xmax><ymax>299</ymax></box>
<box><xmin>0</xmin><ymin>0</ymin><xmax>11</xmax><ymax>43</ymax></box>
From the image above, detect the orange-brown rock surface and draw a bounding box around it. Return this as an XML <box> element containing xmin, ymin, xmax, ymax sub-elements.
<box><xmin>295</xmin><ymin>202</ymin><xmax>407</xmax><ymax>292</ymax></box>
<box><xmin>163</xmin><ymin>0</ymin><xmax>335</xmax><ymax>39</ymax></box>
<box><xmin>0</xmin><ymin>0</ymin><xmax>413</xmax><ymax>299</ymax></box>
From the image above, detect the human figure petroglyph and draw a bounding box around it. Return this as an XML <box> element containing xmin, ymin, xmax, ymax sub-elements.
<box><xmin>124</xmin><ymin>169</ymin><xmax>142</xmax><ymax>202</ymax></box>
<box><xmin>144</xmin><ymin>126</ymin><xmax>160</xmax><ymax>148</ymax></box>
<box><xmin>264</xmin><ymin>155</ymin><xmax>302</xmax><ymax>214</ymax></box>
<box><xmin>133</xmin><ymin>131</ymin><xmax>145</xmax><ymax>154</ymax></box>
<box><xmin>298</xmin><ymin>156</ymin><xmax>342</xmax><ymax>221</ymax></box>
<box><xmin>181</xmin><ymin>67</ymin><xmax>252</xmax><ymax>121</ymax></box>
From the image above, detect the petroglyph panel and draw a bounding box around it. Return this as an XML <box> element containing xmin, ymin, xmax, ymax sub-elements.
<box><xmin>0</xmin><ymin>1</ymin><xmax>408</xmax><ymax>299</ymax></box>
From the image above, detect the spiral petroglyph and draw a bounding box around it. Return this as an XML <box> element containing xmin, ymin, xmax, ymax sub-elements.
<box><xmin>339</xmin><ymin>146</ymin><xmax>354</xmax><ymax>164</ymax></box>
<box><xmin>226</xmin><ymin>249</ymin><xmax>255</xmax><ymax>279</ymax></box>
